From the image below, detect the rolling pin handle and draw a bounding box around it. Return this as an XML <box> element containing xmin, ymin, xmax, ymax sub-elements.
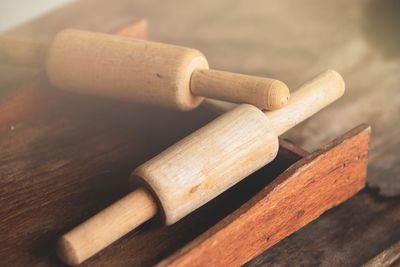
<box><xmin>265</xmin><ymin>69</ymin><xmax>345</xmax><ymax>135</ymax></box>
<box><xmin>57</xmin><ymin>187</ymin><xmax>157</xmax><ymax>266</ymax></box>
<box><xmin>190</xmin><ymin>69</ymin><xmax>290</xmax><ymax>110</ymax></box>
<box><xmin>0</xmin><ymin>36</ymin><xmax>47</xmax><ymax>68</ymax></box>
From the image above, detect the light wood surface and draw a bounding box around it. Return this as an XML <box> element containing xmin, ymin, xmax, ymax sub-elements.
<box><xmin>57</xmin><ymin>69</ymin><xmax>344</xmax><ymax>265</ymax></box>
<box><xmin>46</xmin><ymin>29</ymin><xmax>208</xmax><ymax>111</ymax></box>
<box><xmin>1</xmin><ymin>29</ymin><xmax>290</xmax><ymax>110</ymax></box>
<box><xmin>57</xmin><ymin>188</ymin><xmax>157</xmax><ymax>266</ymax></box>
<box><xmin>133</xmin><ymin>104</ymin><xmax>277</xmax><ymax>225</ymax></box>
<box><xmin>265</xmin><ymin>70</ymin><xmax>345</xmax><ymax>135</ymax></box>
<box><xmin>205</xmin><ymin>70</ymin><xmax>346</xmax><ymax>136</ymax></box>
<box><xmin>191</xmin><ymin>69</ymin><xmax>289</xmax><ymax>110</ymax></box>
<box><xmin>1</xmin><ymin>0</ymin><xmax>400</xmax><ymax>266</ymax></box>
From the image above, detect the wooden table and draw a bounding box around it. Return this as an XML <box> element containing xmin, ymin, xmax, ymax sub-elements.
<box><xmin>1</xmin><ymin>0</ymin><xmax>400</xmax><ymax>266</ymax></box>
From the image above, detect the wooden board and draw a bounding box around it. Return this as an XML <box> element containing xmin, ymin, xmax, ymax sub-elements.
<box><xmin>0</xmin><ymin>18</ymin><xmax>369</xmax><ymax>266</ymax></box>
<box><xmin>0</xmin><ymin>93</ymin><xmax>369</xmax><ymax>266</ymax></box>
<box><xmin>363</xmin><ymin>240</ymin><xmax>400</xmax><ymax>267</ymax></box>
<box><xmin>1</xmin><ymin>0</ymin><xmax>399</xmax><ymax>266</ymax></box>
<box><xmin>159</xmin><ymin>125</ymin><xmax>369</xmax><ymax>267</ymax></box>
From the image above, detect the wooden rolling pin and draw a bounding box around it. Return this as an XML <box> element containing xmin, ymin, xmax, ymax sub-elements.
<box><xmin>0</xmin><ymin>30</ymin><xmax>289</xmax><ymax>110</ymax></box>
<box><xmin>57</xmin><ymin>70</ymin><xmax>345</xmax><ymax>265</ymax></box>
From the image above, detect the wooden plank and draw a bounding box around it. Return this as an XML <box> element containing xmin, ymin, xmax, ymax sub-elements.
<box><xmin>0</xmin><ymin>102</ymin><xmax>295</xmax><ymax>266</ymax></box>
<box><xmin>1</xmin><ymin>0</ymin><xmax>399</xmax><ymax>266</ymax></box>
<box><xmin>159</xmin><ymin>125</ymin><xmax>369</xmax><ymax>267</ymax></box>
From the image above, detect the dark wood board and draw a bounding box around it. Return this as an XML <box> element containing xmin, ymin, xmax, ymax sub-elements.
<box><xmin>1</xmin><ymin>0</ymin><xmax>399</xmax><ymax>266</ymax></box>
<box><xmin>363</xmin><ymin>240</ymin><xmax>400</xmax><ymax>267</ymax></box>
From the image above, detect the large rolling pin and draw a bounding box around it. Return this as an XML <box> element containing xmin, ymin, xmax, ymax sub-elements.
<box><xmin>57</xmin><ymin>70</ymin><xmax>345</xmax><ymax>265</ymax></box>
<box><xmin>0</xmin><ymin>30</ymin><xmax>289</xmax><ymax>110</ymax></box>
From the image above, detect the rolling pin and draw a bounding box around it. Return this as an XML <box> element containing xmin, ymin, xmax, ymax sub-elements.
<box><xmin>57</xmin><ymin>70</ymin><xmax>345</xmax><ymax>265</ymax></box>
<box><xmin>0</xmin><ymin>30</ymin><xmax>290</xmax><ymax>110</ymax></box>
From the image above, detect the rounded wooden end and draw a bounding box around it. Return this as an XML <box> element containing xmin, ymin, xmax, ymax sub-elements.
<box><xmin>57</xmin><ymin>236</ymin><xmax>81</xmax><ymax>266</ymax></box>
<box><xmin>325</xmin><ymin>69</ymin><xmax>346</xmax><ymax>96</ymax></box>
<box><xmin>190</xmin><ymin>69</ymin><xmax>290</xmax><ymax>110</ymax></box>
<box><xmin>174</xmin><ymin>53</ymin><xmax>209</xmax><ymax>111</ymax></box>
<box><xmin>265</xmin><ymin>80</ymin><xmax>290</xmax><ymax>110</ymax></box>
<box><xmin>265</xmin><ymin>69</ymin><xmax>346</xmax><ymax>135</ymax></box>
<box><xmin>56</xmin><ymin>189</ymin><xmax>157</xmax><ymax>265</ymax></box>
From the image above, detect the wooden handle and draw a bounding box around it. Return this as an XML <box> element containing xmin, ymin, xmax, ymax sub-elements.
<box><xmin>57</xmin><ymin>188</ymin><xmax>157</xmax><ymax>266</ymax></box>
<box><xmin>203</xmin><ymin>70</ymin><xmax>346</xmax><ymax>135</ymax></box>
<box><xmin>190</xmin><ymin>69</ymin><xmax>289</xmax><ymax>110</ymax></box>
<box><xmin>0</xmin><ymin>36</ymin><xmax>47</xmax><ymax>68</ymax></box>
<box><xmin>265</xmin><ymin>70</ymin><xmax>345</xmax><ymax>135</ymax></box>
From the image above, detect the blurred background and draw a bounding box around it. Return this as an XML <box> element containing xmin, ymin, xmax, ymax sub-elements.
<box><xmin>0</xmin><ymin>0</ymin><xmax>75</xmax><ymax>31</ymax></box>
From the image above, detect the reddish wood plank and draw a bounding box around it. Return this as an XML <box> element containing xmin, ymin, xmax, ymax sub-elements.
<box><xmin>159</xmin><ymin>124</ymin><xmax>370</xmax><ymax>267</ymax></box>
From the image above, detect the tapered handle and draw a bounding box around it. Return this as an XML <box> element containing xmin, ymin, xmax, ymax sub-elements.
<box><xmin>190</xmin><ymin>69</ymin><xmax>290</xmax><ymax>110</ymax></box>
<box><xmin>0</xmin><ymin>36</ymin><xmax>47</xmax><ymax>68</ymax></box>
<box><xmin>57</xmin><ymin>188</ymin><xmax>157</xmax><ymax>266</ymax></box>
<box><xmin>265</xmin><ymin>70</ymin><xmax>345</xmax><ymax>135</ymax></box>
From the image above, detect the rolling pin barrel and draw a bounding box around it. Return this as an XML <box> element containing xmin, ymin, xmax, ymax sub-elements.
<box><xmin>45</xmin><ymin>29</ymin><xmax>289</xmax><ymax>110</ymax></box>
<box><xmin>132</xmin><ymin>104</ymin><xmax>279</xmax><ymax>224</ymax></box>
<box><xmin>46</xmin><ymin>29</ymin><xmax>209</xmax><ymax>111</ymax></box>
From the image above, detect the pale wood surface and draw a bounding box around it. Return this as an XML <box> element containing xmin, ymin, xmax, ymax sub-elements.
<box><xmin>46</xmin><ymin>29</ymin><xmax>208</xmax><ymax>111</ymax></box>
<box><xmin>265</xmin><ymin>70</ymin><xmax>344</xmax><ymax>135</ymax></box>
<box><xmin>58</xmin><ymin>188</ymin><xmax>157</xmax><ymax>265</ymax></box>
<box><xmin>134</xmin><ymin>104</ymin><xmax>278</xmax><ymax>225</ymax></box>
<box><xmin>2</xmin><ymin>29</ymin><xmax>289</xmax><ymax>111</ymax></box>
<box><xmin>191</xmin><ymin>69</ymin><xmax>289</xmax><ymax>110</ymax></box>
<box><xmin>1</xmin><ymin>0</ymin><xmax>400</xmax><ymax>266</ymax></box>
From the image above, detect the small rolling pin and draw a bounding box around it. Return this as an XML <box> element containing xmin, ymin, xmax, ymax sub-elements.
<box><xmin>0</xmin><ymin>30</ymin><xmax>289</xmax><ymax>110</ymax></box>
<box><xmin>57</xmin><ymin>70</ymin><xmax>345</xmax><ymax>265</ymax></box>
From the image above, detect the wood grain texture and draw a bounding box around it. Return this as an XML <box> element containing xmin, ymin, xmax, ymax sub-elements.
<box><xmin>134</xmin><ymin>104</ymin><xmax>278</xmax><ymax>225</ymax></box>
<box><xmin>0</xmin><ymin>100</ymin><xmax>296</xmax><ymax>266</ymax></box>
<box><xmin>158</xmin><ymin>125</ymin><xmax>370</xmax><ymax>267</ymax></box>
<box><xmin>58</xmin><ymin>188</ymin><xmax>157</xmax><ymax>266</ymax></box>
<box><xmin>363</xmin><ymin>240</ymin><xmax>400</xmax><ymax>267</ymax></box>
<box><xmin>0</xmin><ymin>20</ymin><xmax>147</xmax><ymax>133</ymax></box>
<box><xmin>50</xmin><ymin>0</ymin><xmax>398</xmax><ymax>198</ymax></box>
<box><xmin>46</xmin><ymin>29</ymin><xmax>208</xmax><ymax>111</ymax></box>
<box><xmin>2</xmin><ymin>27</ymin><xmax>289</xmax><ymax>111</ymax></box>
<box><xmin>1</xmin><ymin>0</ymin><xmax>399</xmax><ymax>266</ymax></box>
<box><xmin>57</xmin><ymin>67</ymin><xmax>344</xmax><ymax>265</ymax></box>
<box><xmin>191</xmin><ymin>69</ymin><xmax>289</xmax><ymax>110</ymax></box>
